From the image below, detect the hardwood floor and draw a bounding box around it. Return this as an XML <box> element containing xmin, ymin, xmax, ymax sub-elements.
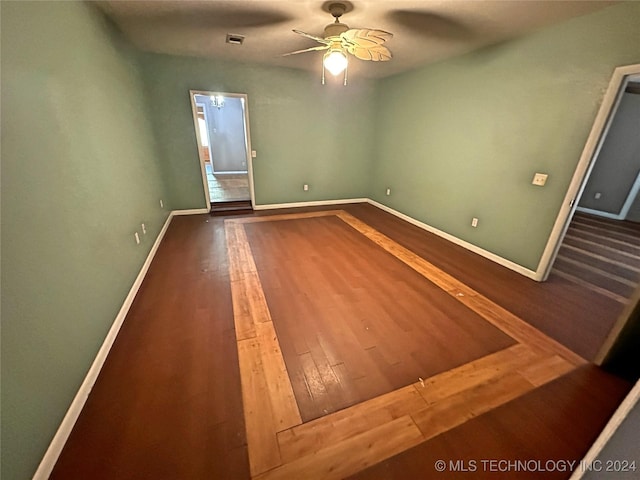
<box><xmin>348</xmin><ymin>365</ymin><xmax>631</xmax><ymax>480</ymax></box>
<box><xmin>243</xmin><ymin>214</ymin><xmax>515</xmax><ymax>420</ymax></box>
<box><xmin>227</xmin><ymin>210</ymin><xmax>587</xmax><ymax>478</ymax></box>
<box><xmin>51</xmin><ymin>203</ymin><xmax>632</xmax><ymax>479</ymax></box>
<box><xmin>347</xmin><ymin>204</ymin><xmax>625</xmax><ymax>360</ymax></box>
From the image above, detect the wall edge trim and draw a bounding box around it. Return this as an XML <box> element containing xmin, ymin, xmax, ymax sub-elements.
<box><xmin>253</xmin><ymin>198</ymin><xmax>368</xmax><ymax>210</ymax></box>
<box><xmin>172</xmin><ymin>208</ymin><xmax>210</xmax><ymax>216</ymax></box>
<box><xmin>32</xmin><ymin>212</ymin><xmax>174</xmax><ymax>479</ymax></box>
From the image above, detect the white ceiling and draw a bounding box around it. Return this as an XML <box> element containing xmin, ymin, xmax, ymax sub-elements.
<box><xmin>95</xmin><ymin>1</ymin><xmax>616</xmax><ymax>79</ymax></box>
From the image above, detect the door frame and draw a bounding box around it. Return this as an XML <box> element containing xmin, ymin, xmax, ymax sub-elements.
<box><xmin>195</xmin><ymin>100</ymin><xmax>213</xmax><ymax>169</ymax></box>
<box><xmin>188</xmin><ymin>90</ymin><xmax>256</xmax><ymax>209</ymax></box>
<box><xmin>536</xmin><ymin>63</ymin><xmax>640</xmax><ymax>281</ymax></box>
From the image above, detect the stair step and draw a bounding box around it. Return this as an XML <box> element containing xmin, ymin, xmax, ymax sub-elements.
<box><xmin>210</xmin><ymin>200</ymin><xmax>253</xmax><ymax>216</ymax></box>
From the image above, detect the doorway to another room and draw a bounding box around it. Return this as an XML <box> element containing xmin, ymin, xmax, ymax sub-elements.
<box><xmin>190</xmin><ymin>90</ymin><xmax>254</xmax><ymax>213</ymax></box>
<box><xmin>539</xmin><ymin>65</ymin><xmax>640</xmax><ymax>362</ymax></box>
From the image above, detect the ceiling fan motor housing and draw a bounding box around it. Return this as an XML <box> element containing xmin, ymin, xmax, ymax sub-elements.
<box><xmin>324</xmin><ymin>2</ymin><xmax>350</xmax><ymax>38</ymax></box>
<box><xmin>324</xmin><ymin>21</ymin><xmax>349</xmax><ymax>38</ymax></box>
<box><xmin>328</xmin><ymin>2</ymin><xmax>347</xmax><ymax>18</ymax></box>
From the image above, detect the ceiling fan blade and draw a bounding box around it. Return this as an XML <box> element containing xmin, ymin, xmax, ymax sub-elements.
<box><xmin>340</xmin><ymin>29</ymin><xmax>393</xmax><ymax>62</ymax></box>
<box><xmin>347</xmin><ymin>44</ymin><xmax>392</xmax><ymax>61</ymax></box>
<box><xmin>292</xmin><ymin>29</ymin><xmax>330</xmax><ymax>45</ymax></box>
<box><xmin>341</xmin><ymin>29</ymin><xmax>393</xmax><ymax>48</ymax></box>
<box><xmin>282</xmin><ymin>45</ymin><xmax>330</xmax><ymax>57</ymax></box>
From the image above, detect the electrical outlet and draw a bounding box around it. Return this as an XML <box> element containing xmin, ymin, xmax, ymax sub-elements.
<box><xmin>594</xmin><ymin>192</ymin><xmax>602</xmax><ymax>199</ymax></box>
<box><xmin>141</xmin><ymin>223</ymin><xmax>146</xmax><ymax>235</ymax></box>
<box><xmin>386</xmin><ymin>188</ymin><xmax>391</xmax><ymax>196</ymax></box>
<box><xmin>532</xmin><ymin>173</ymin><xmax>548</xmax><ymax>186</ymax></box>
<box><xmin>134</xmin><ymin>232</ymin><xmax>140</xmax><ymax>245</ymax></box>
<box><xmin>471</xmin><ymin>217</ymin><xmax>479</xmax><ymax>228</ymax></box>
<box><xmin>303</xmin><ymin>184</ymin><xmax>309</xmax><ymax>191</ymax></box>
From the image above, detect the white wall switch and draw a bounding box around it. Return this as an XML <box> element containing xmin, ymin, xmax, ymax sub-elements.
<box><xmin>303</xmin><ymin>184</ymin><xmax>309</xmax><ymax>191</ymax></box>
<box><xmin>160</xmin><ymin>199</ymin><xmax>164</xmax><ymax>208</ymax></box>
<box><xmin>134</xmin><ymin>232</ymin><xmax>140</xmax><ymax>245</ymax></box>
<box><xmin>141</xmin><ymin>223</ymin><xmax>146</xmax><ymax>235</ymax></box>
<box><xmin>251</xmin><ymin>150</ymin><xmax>257</xmax><ymax>158</ymax></box>
<box><xmin>595</xmin><ymin>192</ymin><xmax>602</xmax><ymax>199</ymax></box>
<box><xmin>532</xmin><ymin>173</ymin><xmax>548</xmax><ymax>186</ymax></box>
<box><xmin>386</xmin><ymin>188</ymin><xmax>391</xmax><ymax>196</ymax></box>
<box><xmin>471</xmin><ymin>217</ymin><xmax>479</xmax><ymax>228</ymax></box>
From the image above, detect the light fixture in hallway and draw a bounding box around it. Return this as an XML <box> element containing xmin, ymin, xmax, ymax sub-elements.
<box><xmin>210</xmin><ymin>95</ymin><xmax>224</xmax><ymax>109</ymax></box>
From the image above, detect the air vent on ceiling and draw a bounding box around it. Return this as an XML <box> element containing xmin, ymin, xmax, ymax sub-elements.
<box><xmin>226</xmin><ymin>34</ymin><xmax>245</xmax><ymax>45</ymax></box>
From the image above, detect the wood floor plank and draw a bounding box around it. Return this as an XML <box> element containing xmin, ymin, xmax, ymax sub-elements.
<box><xmin>571</xmin><ymin>219</ymin><xmax>640</xmax><ymax>243</ymax></box>
<box><xmin>230</xmin><ymin>210</ymin><xmax>344</xmax><ymax>224</ymax></box>
<box><xmin>574</xmin><ymin>212</ymin><xmax>640</xmax><ymax>234</ymax></box>
<box><xmin>517</xmin><ymin>354</ymin><xmax>576</xmax><ymax>387</ymax></box>
<box><xmin>338</xmin><ymin>211</ymin><xmax>469</xmax><ymax>295</ymax></box>
<box><xmin>258</xmin><ymin>415</ymin><xmax>424</xmax><ymax>480</ymax></box>
<box><xmin>569</xmin><ymin>226</ymin><xmax>640</xmax><ymax>252</ymax></box>
<box><xmin>254</xmin><ymin>321</ymin><xmax>302</xmax><ymax>432</ymax></box>
<box><xmin>413</xmin><ymin>343</ymin><xmax>541</xmax><ymax>404</ymax></box>
<box><xmin>553</xmin><ymin>270</ymin><xmax>628</xmax><ymax>304</ymax></box>
<box><xmin>229</xmin><ymin>275</ymin><xmax>258</xmax><ymax>341</ymax></box>
<box><xmin>277</xmin><ymin>385</ymin><xmax>426</xmax><ymax>463</ymax></box>
<box><xmin>562</xmin><ymin>244</ymin><xmax>640</xmax><ymax>273</ymax></box>
<box><xmin>556</xmin><ymin>254</ymin><xmax>637</xmax><ymax>287</ymax></box>
<box><xmin>348</xmin><ymin>365</ymin><xmax>631</xmax><ymax>480</ymax></box>
<box><xmin>226</xmin><ymin>222</ymin><xmax>257</xmax><ymax>281</ymax></box>
<box><xmin>228</xmin><ymin>223</ymin><xmax>303</xmax><ymax>476</ymax></box>
<box><xmin>411</xmin><ymin>371</ymin><xmax>536</xmax><ymax>441</ymax></box>
<box><xmin>455</xmin><ymin>293</ymin><xmax>586</xmax><ymax>365</ymax></box>
<box><xmin>237</xmin><ymin>337</ymin><xmax>283</xmax><ymax>477</ymax></box>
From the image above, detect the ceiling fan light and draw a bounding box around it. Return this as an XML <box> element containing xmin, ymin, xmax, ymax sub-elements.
<box><xmin>323</xmin><ymin>50</ymin><xmax>348</xmax><ymax>76</ymax></box>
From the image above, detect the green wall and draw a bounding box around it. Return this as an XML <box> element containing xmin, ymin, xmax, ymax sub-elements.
<box><xmin>138</xmin><ymin>53</ymin><xmax>376</xmax><ymax>209</ymax></box>
<box><xmin>370</xmin><ymin>2</ymin><xmax>640</xmax><ymax>270</ymax></box>
<box><xmin>1</xmin><ymin>2</ymin><xmax>169</xmax><ymax>479</ymax></box>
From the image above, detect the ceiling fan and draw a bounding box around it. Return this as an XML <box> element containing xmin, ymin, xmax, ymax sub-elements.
<box><xmin>283</xmin><ymin>2</ymin><xmax>393</xmax><ymax>85</ymax></box>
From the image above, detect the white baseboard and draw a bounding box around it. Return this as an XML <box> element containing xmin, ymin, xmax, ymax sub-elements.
<box><xmin>253</xmin><ymin>198</ymin><xmax>368</xmax><ymax>210</ymax></box>
<box><xmin>367</xmin><ymin>199</ymin><xmax>538</xmax><ymax>281</ymax></box>
<box><xmin>172</xmin><ymin>207</ymin><xmax>210</xmax><ymax>215</ymax></box>
<box><xmin>33</xmin><ymin>212</ymin><xmax>174</xmax><ymax>480</ymax></box>
<box><xmin>569</xmin><ymin>380</ymin><xmax>640</xmax><ymax>479</ymax></box>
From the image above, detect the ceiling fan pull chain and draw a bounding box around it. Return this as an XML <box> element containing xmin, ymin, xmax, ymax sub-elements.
<box><xmin>343</xmin><ymin>62</ymin><xmax>348</xmax><ymax>86</ymax></box>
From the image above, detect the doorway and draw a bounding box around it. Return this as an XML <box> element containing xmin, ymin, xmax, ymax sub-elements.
<box><xmin>540</xmin><ymin>65</ymin><xmax>640</xmax><ymax>282</ymax></box>
<box><xmin>537</xmin><ymin>64</ymin><xmax>640</xmax><ymax>361</ymax></box>
<box><xmin>189</xmin><ymin>90</ymin><xmax>255</xmax><ymax>211</ymax></box>
<box><xmin>549</xmin><ymin>74</ymin><xmax>640</xmax><ymax>306</ymax></box>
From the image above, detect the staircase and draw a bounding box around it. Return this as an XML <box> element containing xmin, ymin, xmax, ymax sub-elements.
<box><xmin>210</xmin><ymin>200</ymin><xmax>253</xmax><ymax>216</ymax></box>
<box><xmin>551</xmin><ymin>212</ymin><xmax>640</xmax><ymax>304</ymax></box>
